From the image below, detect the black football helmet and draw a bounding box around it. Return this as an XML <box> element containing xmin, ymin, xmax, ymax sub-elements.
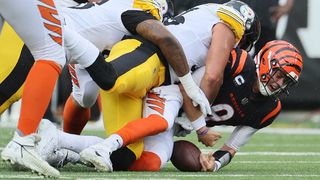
<box><xmin>162</xmin><ymin>0</ymin><xmax>174</xmax><ymax>22</ymax></box>
<box><xmin>224</xmin><ymin>0</ymin><xmax>261</xmax><ymax>51</ymax></box>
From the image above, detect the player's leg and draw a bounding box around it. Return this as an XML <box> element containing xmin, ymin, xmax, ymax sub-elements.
<box><xmin>127</xmin><ymin>85</ymin><xmax>182</xmax><ymax>171</ymax></box>
<box><xmin>0</xmin><ymin>23</ymin><xmax>33</xmax><ymax>114</ymax></box>
<box><xmin>0</xmin><ymin>0</ymin><xmax>65</xmax><ymax>135</ymax></box>
<box><xmin>79</xmin><ymin>38</ymin><xmax>166</xmax><ymax>171</ymax></box>
<box><xmin>80</xmin><ymin>84</ymin><xmax>182</xmax><ymax>172</ymax></box>
<box><xmin>129</xmin><ymin>128</ymin><xmax>175</xmax><ymax>171</ymax></box>
<box><xmin>63</xmin><ymin>64</ymin><xmax>99</xmax><ymax>134</ymax></box>
<box><xmin>113</xmin><ymin>85</ymin><xmax>183</xmax><ymax>146</ymax></box>
<box><xmin>0</xmin><ymin>0</ymin><xmax>65</xmax><ymax>177</ymax></box>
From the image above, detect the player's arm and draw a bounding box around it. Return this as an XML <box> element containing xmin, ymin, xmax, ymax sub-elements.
<box><xmin>121</xmin><ymin>10</ymin><xmax>211</xmax><ymax>115</ymax></box>
<box><xmin>200</xmin><ymin>23</ymin><xmax>236</xmax><ymax>103</ymax></box>
<box><xmin>200</xmin><ymin>126</ymin><xmax>258</xmax><ymax>172</ymax></box>
<box><xmin>179</xmin><ymin>82</ymin><xmax>221</xmax><ymax>147</ymax></box>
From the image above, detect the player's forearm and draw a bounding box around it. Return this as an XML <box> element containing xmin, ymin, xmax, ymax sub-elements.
<box><xmin>180</xmin><ymin>85</ymin><xmax>203</xmax><ymax>121</ymax></box>
<box><xmin>200</xmin><ymin>74</ymin><xmax>222</xmax><ymax>103</ymax></box>
<box><xmin>136</xmin><ymin>19</ymin><xmax>189</xmax><ymax>77</ymax></box>
<box><xmin>212</xmin><ymin>146</ymin><xmax>235</xmax><ymax>172</ymax></box>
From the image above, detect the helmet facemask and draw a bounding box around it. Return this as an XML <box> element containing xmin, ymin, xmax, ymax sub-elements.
<box><xmin>257</xmin><ymin>61</ymin><xmax>298</xmax><ymax>96</ymax></box>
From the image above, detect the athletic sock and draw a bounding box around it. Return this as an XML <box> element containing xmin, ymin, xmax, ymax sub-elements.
<box><xmin>63</xmin><ymin>95</ymin><xmax>90</xmax><ymax>134</ymax></box>
<box><xmin>103</xmin><ymin>134</ymin><xmax>123</xmax><ymax>152</ymax></box>
<box><xmin>57</xmin><ymin>130</ymin><xmax>103</xmax><ymax>153</ymax></box>
<box><xmin>115</xmin><ymin>114</ymin><xmax>168</xmax><ymax>146</ymax></box>
<box><xmin>17</xmin><ymin>60</ymin><xmax>61</xmax><ymax>136</ymax></box>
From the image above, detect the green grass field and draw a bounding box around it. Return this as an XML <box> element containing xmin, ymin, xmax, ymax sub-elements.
<box><xmin>1</xmin><ymin>126</ymin><xmax>320</xmax><ymax>180</ymax></box>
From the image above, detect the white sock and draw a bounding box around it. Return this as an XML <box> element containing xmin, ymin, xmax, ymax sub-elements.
<box><xmin>103</xmin><ymin>134</ymin><xmax>123</xmax><ymax>152</ymax></box>
<box><xmin>57</xmin><ymin>131</ymin><xmax>104</xmax><ymax>153</ymax></box>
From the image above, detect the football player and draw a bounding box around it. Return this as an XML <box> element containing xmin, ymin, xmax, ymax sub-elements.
<box><xmin>1</xmin><ymin>0</ymin><xmax>260</xmax><ymax>172</ymax></box>
<box><xmin>62</xmin><ymin>0</ymin><xmax>260</xmax><ymax>135</ymax></box>
<box><xmin>3</xmin><ymin>0</ymin><xmax>204</xmax><ymax>177</ymax></box>
<box><xmin>35</xmin><ymin>40</ymin><xmax>302</xmax><ymax>172</ymax></box>
<box><xmin>0</xmin><ymin>0</ymin><xmax>65</xmax><ymax>177</ymax></box>
<box><xmin>174</xmin><ymin>40</ymin><xmax>303</xmax><ymax>172</ymax></box>
<box><xmin>0</xmin><ymin>0</ymin><xmax>210</xmax><ymax>135</ymax></box>
<box><xmin>77</xmin><ymin>0</ymin><xmax>261</xmax><ymax>172</ymax></box>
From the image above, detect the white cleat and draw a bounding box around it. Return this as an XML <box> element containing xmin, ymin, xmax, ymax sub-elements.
<box><xmin>37</xmin><ymin>119</ymin><xmax>81</xmax><ymax>168</ymax></box>
<box><xmin>1</xmin><ymin>132</ymin><xmax>60</xmax><ymax>178</ymax></box>
<box><xmin>48</xmin><ymin>149</ymin><xmax>81</xmax><ymax>168</ymax></box>
<box><xmin>80</xmin><ymin>143</ymin><xmax>113</xmax><ymax>172</ymax></box>
<box><xmin>37</xmin><ymin>119</ymin><xmax>59</xmax><ymax>160</ymax></box>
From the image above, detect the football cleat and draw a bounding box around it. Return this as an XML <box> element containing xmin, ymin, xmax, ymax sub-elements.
<box><xmin>48</xmin><ymin>149</ymin><xmax>81</xmax><ymax>168</ymax></box>
<box><xmin>80</xmin><ymin>142</ymin><xmax>113</xmax><ymax>172</ymax></box>
<box><xmin>37</xmin><ymin>119</ymin><xmax>59</xmax><ymax>162</ymax></box>
<box><xmin>37</xmin><ymin>119</ymin><xmax>81</xmax><ymax>168</ymax></box>
<box><xmin>1</xmin><ymin>132</ymin><xmax>60</xmax><ymax>178</ymax></box>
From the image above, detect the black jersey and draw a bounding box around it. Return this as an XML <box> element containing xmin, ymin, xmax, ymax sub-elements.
<box><xmin>206</xmin><ymin>49</ymin><xmax>281</xmax><ymax>129</ymax></box>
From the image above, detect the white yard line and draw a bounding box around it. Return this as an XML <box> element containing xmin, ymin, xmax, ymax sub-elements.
<box><xmin>73</xmin><ymin>174</ymin><xmax>320</xmax><ymax>179</ymax></box>
<box><xmin>2</xmin><ymin>174</ymin><xmax>320</xmax><ymax>179</ymax></box>
<box><xmin>199</xmin><ymin>150</ymin><xmax>320</xmax><ymax>156</ymax></box>
<box><xmin>233</xmin><ymin>160</ymin><xmax>320</xmax><ymax>164</ymax></box>
<box><xmin>212</xmin><ymin>126</ymin><xmax>320</xmax><ymax>135</ymax></box>
<box><xmin>246</xmin><ymin>143</ymin><xmax>320</xmax><ymax>147</ymax></box>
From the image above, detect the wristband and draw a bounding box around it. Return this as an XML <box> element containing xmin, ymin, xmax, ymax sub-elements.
<box><xmin>191</xmin><ymin>115</ymin><xmax>206</xmax><ymax>131</ymax></box>
<box><xmin>197</xmin><ymin>127</ymin><xmax>209</xmax><ymax>136</ymax></box>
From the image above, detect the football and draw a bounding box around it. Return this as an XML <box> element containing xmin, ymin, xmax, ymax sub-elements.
<box><xmin>170</xmin><ymin>140</ymin><xmax>202</xmax><ymax>172</ymax></box>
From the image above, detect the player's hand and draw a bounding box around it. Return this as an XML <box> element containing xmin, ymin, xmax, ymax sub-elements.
<box><xmin>199</xmin><ymin>152</ymin><xmax>215</xmax><ymax>172</ymax></box>
<box><xmin>178</xmin><ymin>72</ymin><xmax>212</xmax><ymax>116</ymax></box>
<box><xmin>197</xmin><ymin>127</ymin><xmax>221</xmax><ymax>147</ymax></box>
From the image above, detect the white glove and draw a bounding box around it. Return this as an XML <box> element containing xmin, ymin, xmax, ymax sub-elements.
<box><xmin>178</xmin><ymin>72</ymin><xmax>212</xmax><ymax>115</ymax></box>
<box><xmin>173</xmin><ymin>114</ymin><xmax>193</xmax><ymax>137</ymax></box>
<box><xmin>175</xmin><ymin>113</ymin><xmax>193</xmax><ymax>131</ymax></box>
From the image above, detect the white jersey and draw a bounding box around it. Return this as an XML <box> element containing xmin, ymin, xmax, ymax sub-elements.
<box><xmin>166</xmin><ymin>3</ymin><xmax>246</xmax><ymax>83</ymax></box>
<box><xmin>61</xmin><ymin>0</ymin><xmax>165</xmax><ymax>51</ymax></box>
<box><xmin>69</xmin><ymin>3</ymin><xmax>247</xmax><ymax>108</ymax></box>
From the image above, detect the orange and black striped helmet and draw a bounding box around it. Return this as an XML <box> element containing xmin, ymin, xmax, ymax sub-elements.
<box><xmin>254</xmin><ymin>40</ymin><xmax>303</xmax><ymax>96</ymax></box>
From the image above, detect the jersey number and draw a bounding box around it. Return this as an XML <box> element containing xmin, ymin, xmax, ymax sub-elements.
<box><xmin>211</xmin><ymin>104</ymin><xmax>234</xmax><ymax>121</ymax></box>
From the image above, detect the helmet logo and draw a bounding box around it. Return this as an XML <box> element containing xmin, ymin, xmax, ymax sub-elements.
<box><xmin>240</xmin><ymin>5</ymin><xmax>254</xmax><ymax>29</ymax></box>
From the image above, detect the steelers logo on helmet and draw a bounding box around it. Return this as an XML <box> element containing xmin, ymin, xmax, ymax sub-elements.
<box><xmin>239</xmin><ymin>4</ymin><xmax>254</xmax><ymax>29</ymax></box>
<box><xmin>222</xmin><ymin>0</ymin><xmax>261</xmax><ymax>51</ymax></box>
<box><xmin>254</xmin><ymin>40</ymin><xmax>303</xmax><ymax>96</ymax></box>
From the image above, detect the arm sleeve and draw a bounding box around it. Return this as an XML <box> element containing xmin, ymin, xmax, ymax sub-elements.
<box><xmin>224</xmin><ymin>125</ymin><xmax>258</xmax><ymax>151</ymax></box>
<box><xmin>121</xmin><ymin>10</ymin><xmax>157</xmax><ymax>35</ymax></box>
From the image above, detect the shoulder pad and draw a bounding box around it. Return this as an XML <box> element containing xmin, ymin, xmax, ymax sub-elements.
<box><xmin>133</xmin><ymin>0</ymin><xmax>163</xmax><ymax>21</ymax></box>
<box><xmin>217</xmin><ymin>5</ymin><xmax>246</xmax><ymax>42</ymax></box>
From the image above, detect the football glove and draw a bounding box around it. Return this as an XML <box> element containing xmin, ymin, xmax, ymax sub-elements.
<box><xmin>178</xmin><ymin>72</ymin><xmax>212</xmax><ymax>116</ymax></box>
